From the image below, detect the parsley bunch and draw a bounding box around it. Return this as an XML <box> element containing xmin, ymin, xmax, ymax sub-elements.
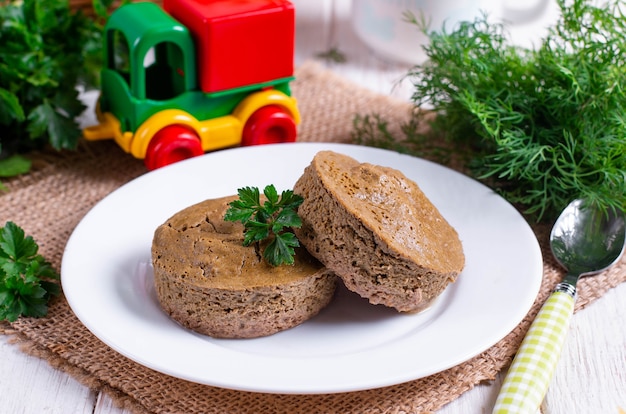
<box><xmin>0</xmin><ymin>222</ymin><xmax>60</xmax><ymax>322</ymax></box>
<box><xmin>356</xmin><ymin>0</ymin><xmax>626</xmax><ymax>222</ymax></box>
<box><xmin>0</xmin><ymin>0</ymin><xmax>116</xmax><ymax>186</ymax></box>
<box><xmin>224</xmin><ymin>185</ymin><xmax>304</xmax><ymax>266</ymax></box>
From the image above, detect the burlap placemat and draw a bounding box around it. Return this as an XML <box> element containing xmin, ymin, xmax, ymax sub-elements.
<box><xmin>1</xmin><ymin>61</ymin><xmax>625</xmax><ymax>414</ymax></box>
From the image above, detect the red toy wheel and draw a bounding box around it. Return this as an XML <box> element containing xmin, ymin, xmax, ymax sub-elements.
<box><xmin>144</xmin><ymin>125</ymin><xmax>203</xmax><ymax>170</ymax></box>
<box><xmin>241</xmin><ymin>105</ymin><xmax>297</xmax><ymax>146</ymax></box>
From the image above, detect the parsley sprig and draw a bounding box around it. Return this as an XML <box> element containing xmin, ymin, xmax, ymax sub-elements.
<box><xmin>224</xmin><ymin>185</ymin><xmax>304</xmax><ymax>266</ymax></box>
<box><xmin>0</xmin><ymin>222</ymin><xmax>60</xmax><ymax>322</ymax></box>
<box><xmin>0</xmin><ymin>0</ymin><xmax>117</xmax><ymax>186</ymax></box>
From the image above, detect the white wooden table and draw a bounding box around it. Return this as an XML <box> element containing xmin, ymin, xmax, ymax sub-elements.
<box><xmin>2</xmin><ymin>1</ymin><xmax>625</xmax><ymax>413</ymax></box>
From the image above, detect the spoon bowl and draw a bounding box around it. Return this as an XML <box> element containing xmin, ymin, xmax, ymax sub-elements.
<box><xmin>494</xmin><ymin>199</ymin><xmax>626</xmax><ymax>414</ymax></box>
<box><xmin>550</xmin><ymin>198</ymin><xmax>626</xmax><ymax>278</ymax></box>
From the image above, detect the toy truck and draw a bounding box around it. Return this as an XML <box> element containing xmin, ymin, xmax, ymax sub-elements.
<box><xmin>83</xmin><ymin>0</ymin><xmax>300</xmax><ymax>170</ymax></box>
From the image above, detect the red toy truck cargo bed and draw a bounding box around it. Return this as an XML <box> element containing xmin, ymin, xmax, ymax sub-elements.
<box><xmin>163</xmin><ymin>0</ymin><xmax>295</xmax><ymax>93</ymax></box>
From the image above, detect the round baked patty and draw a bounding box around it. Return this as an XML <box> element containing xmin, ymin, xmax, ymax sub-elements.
<box><xmin>293</xmin><ymin>151</ymin><xmax>464</xmax><ymax>312</ymax></box>
<box><xmin>152</xmin><ymin>195</ymin><xmax>337</xmax><ymax>338</ymax></box>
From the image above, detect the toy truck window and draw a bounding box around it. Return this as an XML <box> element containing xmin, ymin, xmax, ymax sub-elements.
<box><xmin>108</xmin><ymin>29</ymin><xmax>130</xmax><ymax>85</ymax></box>
<box><xmin>144</xmin><ymin>42</ymin><xmax>186</xmax><ymax>101</ymax></box>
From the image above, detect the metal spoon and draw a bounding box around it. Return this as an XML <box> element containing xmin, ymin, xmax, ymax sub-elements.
<box><xmin>493</xmin><ymin>198</ymin><xmax>626</xmax><ymax>414</ymax></box>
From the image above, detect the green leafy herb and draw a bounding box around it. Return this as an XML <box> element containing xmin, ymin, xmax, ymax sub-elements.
<box><xmin>224</xmin><ymin>185</ymin><xmax>304</xmax><ymax>266</ymax></box>
<box><xmin>0</xmin><ymin>155</ymin><xmax>32</xmax><ymax>191</ymax></box>
<box><xmin>356</xmin><ymin>0</ymin><xmax>626</xmax><ymax>222</ymax></box>
<box><xmin>0</xmin><ymin>221</ymin><xmax>60</xmax><ymax>322</ymax></box>
<box><xmin>316</xmin><ymin>46</ymin><xmax>347</xmax><ymax>64</ymax></box>
<box><xmin>0</xmin><ymin>0</ymin><xmax>116</xmax><ymax>182</ymax></box>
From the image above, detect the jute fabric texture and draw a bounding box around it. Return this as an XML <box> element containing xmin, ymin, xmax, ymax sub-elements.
<box><xmin>1</xmin><ymin>61</ymin><xmax>625</xmax><ymax>414</ymax></box>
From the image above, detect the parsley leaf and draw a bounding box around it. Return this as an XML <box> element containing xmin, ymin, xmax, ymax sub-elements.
<box><xmin>224</xmin><ymin>185</ymin><xmax>304</xmax><ymax>266</ymax></box>
<box><xmin>0</xmin><ymin>87</ymin><xmax>25</xmax><ymax>124</ymax></box>
<box><xmin>0</xmin><ymin>221</ymin><xmax>60</xmax><ymax>322</ymax></box>
<box><xmin>0</xmin><ymin>154</ymin><xmax>32</xmax><ymax>181</ymax></box>
<box><xmin>264</xmin><ymin>232</ymin><xmax>300</xmax><ymax>267</ymax></box>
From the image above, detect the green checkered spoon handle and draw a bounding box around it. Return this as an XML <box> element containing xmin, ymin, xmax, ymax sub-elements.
<box><xmin>493</xmin><ymin>199</ymin><xmax>625</xmax><ymax>414</ymax></box>
<box><xmin>492</xmin><ymin>283</ymin><xmax>575</xmax><ymax>413</ymax></box>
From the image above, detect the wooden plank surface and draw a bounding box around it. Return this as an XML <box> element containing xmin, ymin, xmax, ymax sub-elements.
<box><xmin>1</xmin><ymin>1</ymin><xmax>624</xmax><ymax>413</ymax></box>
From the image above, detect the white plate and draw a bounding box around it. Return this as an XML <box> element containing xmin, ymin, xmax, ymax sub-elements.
<box><xmin>62</xmin><ymin>143</ymin><xmax>542</xmax><ymax>394</ymax></box>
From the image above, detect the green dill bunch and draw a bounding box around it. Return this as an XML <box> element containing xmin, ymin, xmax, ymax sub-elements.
<box><xmin>406</xmin><ymin>0</ymin><xmax>626</xmax><ymax>221</ymax></box>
